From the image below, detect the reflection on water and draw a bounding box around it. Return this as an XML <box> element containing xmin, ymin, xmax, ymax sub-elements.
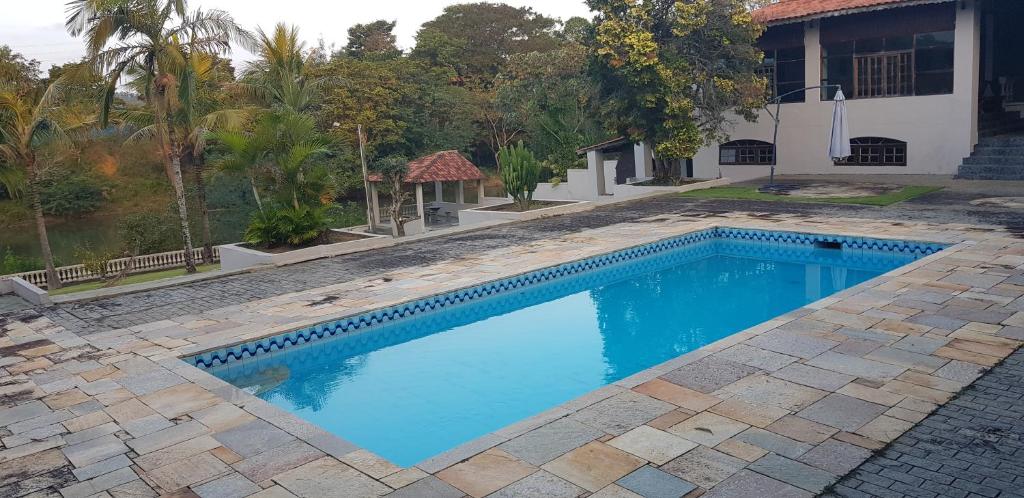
<box><xmin>210</xmin><ymin>238</ymin><xmax>925</xmax><ymax>467</ymax></box>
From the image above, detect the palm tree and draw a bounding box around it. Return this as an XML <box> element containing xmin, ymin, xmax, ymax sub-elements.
<box><xmin>234</xmin><ymin>23</ymin><xmax>324</xmax><ymax>114</ymax></box>
<box><xmin>211</xmin><ymin>111</ymin><xmax>329</xmax><ymax>211</ymax></box>
<box><xmin>120</xmin><ymin>51</ymin><xmax>248</xmax><ymax>263</ymax></box>
<box><xmin>0</xmin><ymin>82</ymin><xmax>85</xmax><ymax>289</ymax></box>
<box><xmin>66</xmin><ymin>0</ymin><xmax>253</xmax><ymax>273</ymax></box>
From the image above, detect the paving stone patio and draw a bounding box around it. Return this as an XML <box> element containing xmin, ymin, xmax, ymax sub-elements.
<box><xmin>1</xmin><ymin>190</ymin><xmax>1023</xmax><ymax>497</ymax></box>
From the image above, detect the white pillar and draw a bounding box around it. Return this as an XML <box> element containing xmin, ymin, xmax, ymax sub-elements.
<box><xmin>434</xmin><ymin>181</ymin><xmax>443</xmax><ymax>203</ymax></box>
<box><xmin>456</xmin><ymin>180</ymin><xmax>465</xmax><ymax>204</ymax></box>
<box><xmin>587</xmin><ymin>150</ymin><xmax>607</xmax><ymax>196</ymax></box>
<box><xmin>633</xmin><ymin>142</ymin><xmax>654</xmax><ymax>179</ymax></box>
<box><xmin>415</xmin><ymin>183</ymin><xmax>425</xmax><ymax>221</ymax></box>
<box><xmin>954</xmin><ymin>0</ymin><xmax>981</xmax><ymax>148</ymax></box>
<box><xmin>804</xmin><ymin>20</ymin><xmax>821</xmax><ymax>99</ymax></box>
<box><xmin>370</xmin><ymin>183</ymin><xmax>381</xmax><ymax>225</ymax></box>
<box><xmin>477</xmin><ymin>180</ymin><xmax>485</xmax><ymax>203</ymax></box>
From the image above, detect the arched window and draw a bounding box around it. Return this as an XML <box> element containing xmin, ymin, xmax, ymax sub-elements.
<box><xmin>836</xmin><ymin>137</ymin><xmax>907</xmax><ymax>166</ymax></box>
<box><xmin>719</xmin><ymin>140</ymin><xmax>774</xmax><ymax>165</ymax></box>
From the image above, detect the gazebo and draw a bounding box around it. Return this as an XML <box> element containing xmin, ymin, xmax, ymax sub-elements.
<box><xmin>368</xmin><ymin>150</ymin><xmax>488</xmax><ymax>235</ymax></box>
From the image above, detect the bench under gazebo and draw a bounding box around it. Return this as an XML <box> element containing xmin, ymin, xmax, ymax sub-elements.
<box><xmin>368</xmin><ymin>151</ymin><xmax>489</xmax><ymax>235</ymax></box>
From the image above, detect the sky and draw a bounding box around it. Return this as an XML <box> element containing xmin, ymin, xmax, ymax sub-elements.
<box><xmin>1</xmin><ymin>0</ymin><xmax>594</xmax><ymax>71</ymax></box>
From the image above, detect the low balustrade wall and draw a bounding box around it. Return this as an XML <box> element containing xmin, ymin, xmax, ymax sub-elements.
<box><xmin>1</xmin><ymin>247</ymin><xmax>219</xmax><ymax>289</ymax></box>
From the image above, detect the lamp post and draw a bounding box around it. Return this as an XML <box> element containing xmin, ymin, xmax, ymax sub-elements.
<box><xmin>762</xmin><ymin>84</ymin><xmax>843</xmax><ymax>192</ymax></box>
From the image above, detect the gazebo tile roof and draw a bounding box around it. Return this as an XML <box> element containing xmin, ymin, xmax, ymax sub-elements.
<box><xmin>369</xmin><ymin>150</ymin><xmax>485</xmax><ymax>184</ymax></box>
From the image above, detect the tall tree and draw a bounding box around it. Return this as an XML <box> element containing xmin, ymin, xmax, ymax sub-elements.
<box><xmin>238</xmin><ymin>23</ymin><xmax>322</xmax><ymax>114</ymax></box>
<box><xmin>588</xmin><ymin>0</ymin><xmax>766</xmax><ymax>172</ymax></box>
<box><xmin>121</xmin><ymin>52</ymin><xmax>244</xmax><ymax>262</ymax></box>
<box><xmin>412</xmin><ymin>2</ymin><xmax>562</xmax><ymax>88</ymax></box>
<box><xmin>496</xmin><ymin>44</ymin><xmax>602</xmax><ymax>175</ymax></box>
<box><xmin>0</xmin><ymin>80</ymin><xmax>88</xmax><ymax>288</ymax></box>
<box><xmin>344</xmin><ymin>20</ymin><xmax>400</xmax><ymax>60</ymax></box>
<box><xmin>68</xmin><ymin>0</ymin><xmax>253</xmax><ymax>272</ymax></box>
<box><xmin>0</xmin><ymin>46</ymin><xmax>41</xmax><ymax>93</ymax></box>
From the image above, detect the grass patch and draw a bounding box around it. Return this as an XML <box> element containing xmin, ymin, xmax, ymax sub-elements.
<box><xmin>50</xmin><ymin>264</ymin><xmax>219</xmax><ymax>296</ymax></box>
<box><xmin>680</xmin><ymin>185</ymin><xmax>942</xmax><ymax>206</ymax></box>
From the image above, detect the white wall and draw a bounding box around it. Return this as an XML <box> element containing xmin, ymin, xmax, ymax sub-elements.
<box><xmin>693</xmin><ymin>1</ymin><xmax>980</xmax><ymax>179</ymax></box>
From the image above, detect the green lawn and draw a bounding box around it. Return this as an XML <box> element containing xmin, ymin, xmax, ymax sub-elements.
<box><xmin>680</xmin><ymin>185</ymin><xmax>942</xmax><ymax>207</ymax></box>
<box><xmin>50</xmin><ymin>264</ymin><xmax>219</xmax><ymax>296</ymax></box>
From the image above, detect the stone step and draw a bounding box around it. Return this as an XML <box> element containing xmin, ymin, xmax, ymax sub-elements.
<box><xmin>978</xmin><ymin>134</ymin><xmax>1024</xmax><ymax>146</ymax></box>
<box><xmin>980</xmin><ymin>123</ymin><xmax>1024</xmax><ymax>138</ymax></box>
<box><xmin>962</xmin><ymin>155</ymin><xmax>1024</xmax><ymax>165</ymax></box>
<box><xmin>957</xmin><ymin>164</ymin><xmax>1024</xmax><ymax>180</ymax></box>
<box><xmin>971</xmin><ymin>145</ymin><xmax>1024</xmax><ymax>156</ymax></box>
<box><xmin>980</xmin><ymin>110</ymin><xmax>1021</xmax><ymax>122</ymax></box>
<box><xmin>957</xmin><ymin>171</ymin><xmax>1024</xmax><ymax>180</ymax></box>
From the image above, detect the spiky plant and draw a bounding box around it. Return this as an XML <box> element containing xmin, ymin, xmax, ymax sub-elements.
<box><xmin>498</xmin><ymin>141</ymin><xmax>541</xmax><ymax>211</ymax></box>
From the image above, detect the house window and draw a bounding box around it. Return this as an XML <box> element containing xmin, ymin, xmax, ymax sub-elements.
<box><xmin>835</xmin><ymin>137</ymin><xmax>907</xmax><ymax>166</ymax></box>
<box><xmin>821</xmin><ymin>30</ymin><xmax>954</xmax><ymax>99</ymax></box>
<box><xmin>720</xmin><ymin>140</ymin><xmax>774</xmax><ymax>165</ymax></box>
<box><xmin>761</xmin><ymin>46</ymin><xmax>805</xmax><ymax>103</ymax></box>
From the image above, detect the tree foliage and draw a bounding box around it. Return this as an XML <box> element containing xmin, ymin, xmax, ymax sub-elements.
<box><xmin>370</xmin><ymin>154</ymin><xmax>410</xmax><ymax>236</ymax></box>
<box><xmin>344</xmin><ymin>20</ymin><xmax>401</xmax><ymax>60</ymax></box>
<box><xmin>496</xmin><ymin>44</ymin><xmax>602</xmax><ymax>177</ymax></box>
<box><xmin>412</xmin><ymin>2</ymin><xmax>562</xmax><ymax>88</ymax></box>
<box><xmin>0</xmin><ymin>46</ymin><xmax>42</xmax><ymax>93</ymax></box>
<box><xmin>588</xmin><ymin>0</ymin><xmax>767</xmax><ymax>160</ymax></box>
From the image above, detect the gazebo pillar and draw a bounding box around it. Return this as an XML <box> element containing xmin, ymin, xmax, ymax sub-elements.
<box><xmin>415</xmin><ymin>183</ymin><xmax>425</xmax><ymax>220</ymax></box>
<box><xmin>369</xmin><ymin>182</ymin><xmax>381</xmax><ymax>226</ymax></box>
<box><xmin>477</xmin><ymin>180</ymin><xmax>485</xmax><ymax>203</ymax></box>
<box><xmin>434</xmin><ymin>181</ymin><xmax>443</xmax><ymax>203</ymax></box>
<box><xmin>456</xmin><ymin>180</ymin><xmax>465</xmax><ymax>204</ymax></box>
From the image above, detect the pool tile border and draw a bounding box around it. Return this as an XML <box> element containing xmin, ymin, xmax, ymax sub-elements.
<box><xmin>188</xmin><ymin>227</ymin><xmax>946</xmax><ymax>370</ymax></box>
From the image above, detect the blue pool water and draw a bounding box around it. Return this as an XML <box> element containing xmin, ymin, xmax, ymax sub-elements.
<box><xmin>201</xmin><ymin>229</ymin><xmax>943</xmax><ymax>467</ymax></box>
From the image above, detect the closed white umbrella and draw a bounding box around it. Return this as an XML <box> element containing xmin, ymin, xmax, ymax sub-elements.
<box><xmin>829</xmin><ymin>89</ymin><xmax>852</xmax><ymax>161</ymax></box>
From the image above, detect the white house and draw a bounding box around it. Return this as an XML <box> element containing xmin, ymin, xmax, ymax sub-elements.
<box><xmin>575</xmin><ymin>0</ymin><xmax>1023</xmax><ymax>186</ymax></box>
<box><xmin>690</xmin><ymin>0</ymin><xmax>1024</xmax><ymax>181</ymax></box>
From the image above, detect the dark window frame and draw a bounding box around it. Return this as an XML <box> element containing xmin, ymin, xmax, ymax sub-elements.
<box><xmin>834</xmin><ymin>137</ymin><xmax>908</xmax><ymax>166</ymax></box>
<box><xmin>821</xmin><ymin>30</ymin><xmax>954</xmax><ymax>100</ymax></box>
<box><xmin>761</xmin><ymin>46</ymin><xmax>806</xmax><ymax>103</ymax></box>
<box><xmin>720</xmin><ymin>140</ymin><xmax>775</xmax><ymax>165</ymax></box>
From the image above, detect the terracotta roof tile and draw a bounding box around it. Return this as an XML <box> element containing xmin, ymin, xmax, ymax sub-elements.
<box><xmin>368</xmin><ymin>150</ymin><xmax>484</xmax><ymax>184</ymax></box>
<box><xmin>753</xmin><ymin>0</ymin><xmax>951</xmax><ymax>25</ymax></box>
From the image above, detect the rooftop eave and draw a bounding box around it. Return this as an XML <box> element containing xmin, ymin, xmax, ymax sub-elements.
<box><xmin>756</xmin><ymin>0</ymin><xmax>957</xmax><ymax>27</ymax></box>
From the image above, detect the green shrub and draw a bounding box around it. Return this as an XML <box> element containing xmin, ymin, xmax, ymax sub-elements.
<box><xmin>498</xmin><ymin>141</ymin><xmax>542</xmax><ymax>211</ymax></box>
<box><xmin>74</xmin><ymin>245</ymin><xmax>118</xmax><ymax>280</ymax></box>
<box><xmin>116</xmin><ymin>212</ymin><xmax>180</xmax><ymax>255</ymax></box>
<box><xmin>324</xmin><ymin>202</ymin><xmax>367</xmax><ymax>228</ymax></box>
<box><xmin>0</xmin><ymin>247</ymin><xmax>46</xmax><ymax>274</ymax></box>
<box><xmin>40</xmin><ymin>172</ymin><xmax>105</xmax><ymax>217</ymax></box>
<box><xmin>244</xmin><ymin>205</ymin><xmax>330</xmax><ymax>248</ymax></box>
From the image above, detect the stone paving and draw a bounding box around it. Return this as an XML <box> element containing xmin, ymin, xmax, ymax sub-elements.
<box><xmin>1</xmin><ymin>198</ymin><xmax>1023</xmax><ymax>497</ymax></box>
<box><xmin>41</xmin><ymin>187</ymin><xmax>1024</xmax><ymax>335</ymax></box>
<box><xmin>828</xmin><ymin>347</ymin><xmax>1024</xmax><ymax>498</ymax></box>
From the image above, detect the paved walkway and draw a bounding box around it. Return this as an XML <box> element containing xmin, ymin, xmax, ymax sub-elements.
<box><xmin>2</xmin><ymin>180</ymin><xmax>1023</xmax><ymax>498</ymax></box>
<box><xmin>829</xmin><ymin>347</ymin><xmax>1024</xmax><ymax>498</ymax></box>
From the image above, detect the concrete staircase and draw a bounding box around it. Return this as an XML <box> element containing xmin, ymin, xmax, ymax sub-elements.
<box><xmin>957</xmin><ymin>111</ymin><xmax>1024</xmax><ymax>180</ymax></box>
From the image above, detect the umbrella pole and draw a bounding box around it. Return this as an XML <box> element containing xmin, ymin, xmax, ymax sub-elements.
<box><xmin>761</xmin><ymin>84</ymin><xmax>841</xmax><ymax>192</ymax></box>
<box><xmin>769</xmin><ymin>99</ymin><xmax>782</xmax><ymax>187</ymax></box>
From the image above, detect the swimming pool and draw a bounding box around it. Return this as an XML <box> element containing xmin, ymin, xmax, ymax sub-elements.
<box><xmin>194</xmin><ymin>228</ymin><xmax>944</xmax><ymax>467</ymax></box>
